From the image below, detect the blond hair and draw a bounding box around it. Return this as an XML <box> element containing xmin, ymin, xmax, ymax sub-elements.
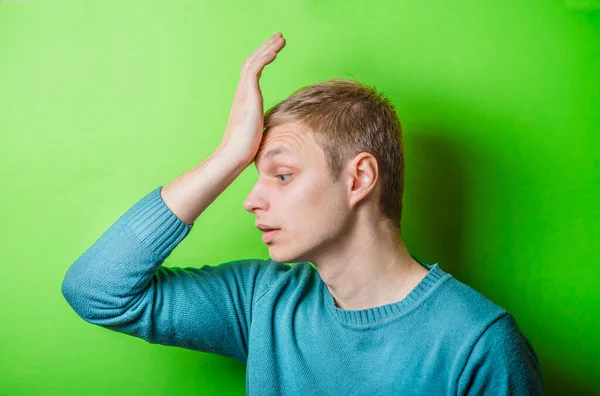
<box><xmin>263</xmin><ymin>78</ymin><xmax>405</xmax><ymax>233</ymax></box>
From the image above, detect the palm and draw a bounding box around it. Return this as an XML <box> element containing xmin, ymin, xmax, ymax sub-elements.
<box><xmin>220</xmin><ymin>33</ymin><xmax>286</xmax><ymax>163</ymax></box>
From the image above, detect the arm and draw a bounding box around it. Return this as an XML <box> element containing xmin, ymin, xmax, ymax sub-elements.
<box><xmin>61</xmin><ymin>33</ymin><xmax>287</xmax><ymax>362</ymax></box>
<box><xmin>457</xmin><ymin>313</ymin><xmax>544</xmax><ymax>395</ymax></box>
<box><xmin>159</xmin><ymin>146</ymin><xmax>247</xmax><ymax>226</ymax></box>
<box><xmin>61</xmin><ymin>186</ymin><xmax>270</xmax><ymax>362</ymax></box>
<box><xmin>159</xmin><ymin>31</ymin><xmax>287</xmax><ymax>226</ymax></box>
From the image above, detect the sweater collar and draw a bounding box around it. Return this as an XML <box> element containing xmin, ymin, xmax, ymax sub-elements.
<box><xmin>320</xmin><ymin>257</ymin><xmax>451</xmax><ymax>328</ymax></box>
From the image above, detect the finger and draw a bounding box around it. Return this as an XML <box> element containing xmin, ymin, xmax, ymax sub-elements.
<box><xmin>241</xmin><ymin>36</ymin><xmax>286</xmax><ymax>80</ymax></box>
<box><xmin>246</xmin><ymin>32</ymin><xmax>283</xmax><ymax>64</ymax></box>
<box><xmin>241</xmin><ymin>34</ymin><xmax>283</xmax><ymax>78</ymax></box>
<box><xmin>247</xmin><ymin>38</ymin><xmax>285</xmax><ymax>77</ymax></box>
<box><xmin>265</xmin><ymin>35</ymin><xmax>286</xmax><ymax>55</ymax></box>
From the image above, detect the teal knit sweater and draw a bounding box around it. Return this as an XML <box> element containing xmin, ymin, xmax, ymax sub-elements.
<box><xmin>61</xmin><ymin>186</ymin><xmax>544</xmax><ymax>395</ymax></box>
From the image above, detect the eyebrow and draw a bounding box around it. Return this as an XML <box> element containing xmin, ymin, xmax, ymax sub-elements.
<box><xmin>259</xmin><ymin>145</ymin><xmax>293</xmax><ymax>163</ymax></box>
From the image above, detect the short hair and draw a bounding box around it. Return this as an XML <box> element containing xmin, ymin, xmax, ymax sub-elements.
<box><xmin>263</xmin><ymin>77</ymin><xmax>405</xmax><ymax>234</ymax></box>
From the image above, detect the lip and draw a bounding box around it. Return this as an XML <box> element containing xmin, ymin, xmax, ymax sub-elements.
<box><xmin>256</xmin><ymin>224</ymin><xmax>279</xmax><ymax>232</ymax></box>
<box><xmin>261</xmin><ymin>229</ymin><xmax>280</xmax><ymax>244</ymax></box>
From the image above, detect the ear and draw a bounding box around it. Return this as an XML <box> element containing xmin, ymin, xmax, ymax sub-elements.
<box><xmin>346</xmin><ymin>152</ymin><xmax>379</xmax><ymax>209</ymax></box>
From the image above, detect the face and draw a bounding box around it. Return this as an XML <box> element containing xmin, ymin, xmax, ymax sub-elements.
<box><xmin>243</xmin><ymin>121</ymin><xmax>352</xmax><ymax>264</ymax></box>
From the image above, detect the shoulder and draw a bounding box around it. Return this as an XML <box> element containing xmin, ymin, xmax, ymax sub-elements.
<box><xmin>201</xmin><ymin>257</ymin><xmax>275</xmax><ymax>294</ymax></box>
<box><xmin>251</xmin><ymin>260</ymin><xmax>316</xmax><ymax>298</ymax></box>
<box><xmin>472</xmin><ymin>313</ymin><xmax>538</xmax><ymax>356</ymax></box>
<box><xmin>431</xmin><ymin>271</ymin><xmax>509</xmax><ymax>325</ymax></box>
<box><xmin>258</xmin><ymin>260</ymin><xmax>315</xmax><ymax>283</ymax></box>
<box><xmin>418</xmin><ymin>268</ymin><xmax>519</xmax><ymax>354</ymax></box>
<box><xmin>425</xmin><ymin>270</ymin><xmax>543</xmax><ymax>393</ymax></box>
<box><xmin>456</xmin><ymin>313</ymin><xmax>544</xmax><ymax>395</ymax></box>
<box><xmin>219</xmin><ymin>259</ymin><xmax>313</xmax><ymax>285</ymax></box>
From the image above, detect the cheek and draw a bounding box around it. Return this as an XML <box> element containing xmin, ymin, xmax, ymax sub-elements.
<box><xmin>280</xmin><ymin>182</ymin><xmax>322</xmax><ymax>225</ymax></box>
<box><xmin>293</xmin><ymin>182</ymin><xmax>346</xmax><ymax>227</ymax></box>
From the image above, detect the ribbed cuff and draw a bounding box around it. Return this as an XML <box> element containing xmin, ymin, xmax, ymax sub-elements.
<box><xmin>118</xmin><ymin>186</ymin><xmax>194</xmax><ymax>260</ymax></box>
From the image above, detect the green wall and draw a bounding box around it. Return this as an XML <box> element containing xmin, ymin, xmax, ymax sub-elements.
<box><xmin>1</xmin><ymin>0</ymin><xmax>598</xmax><ymax>395</ymax></box>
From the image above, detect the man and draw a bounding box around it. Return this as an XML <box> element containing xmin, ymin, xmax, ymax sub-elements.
<box><xmin>62</xmin><ymin>32</ymin><xmax>544</xmax><ymax>395</ymax></box>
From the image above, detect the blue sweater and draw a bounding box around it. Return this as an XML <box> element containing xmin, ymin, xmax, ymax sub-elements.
<box><xmin>61</xmin><ymin>186</ymin><xmax>544</xmax><ymax>395</ymax></box>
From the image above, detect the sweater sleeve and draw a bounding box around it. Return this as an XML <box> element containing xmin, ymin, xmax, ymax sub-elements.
<box><xmin>61</xmin><ymin>186</ymin><xmax>270</xmax><ymax>363</ymax></box>
<box><xmin>457</xmin><ymin>313</ymin><xmax>544</xmax><ymax>396</ymax></box>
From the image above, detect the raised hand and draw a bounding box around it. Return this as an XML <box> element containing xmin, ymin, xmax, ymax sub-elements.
<box><xmin>219</xmin><ymin>32</ymin><xmax>287</xmax><ymax>165</ymax></box>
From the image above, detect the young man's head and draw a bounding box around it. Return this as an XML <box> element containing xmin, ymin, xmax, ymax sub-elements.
<box><xmin>243</xmin><ymin>78</ymin><xmax>405</xmax><ymax>265</ymax></box>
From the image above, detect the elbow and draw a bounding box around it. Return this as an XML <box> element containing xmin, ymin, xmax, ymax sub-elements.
<box><xmin>61</xmin><ymin>274</ymin><xmax>96</xmax><ymax>322</ymax></box>
<box><xmin>61</xmin><ymin>273</ymin><xmax>81</xmax><ymax>314</ymax></box>
<box><xmin>60</xmin><ymin>273</ymin><xmax>130</xmax><ymax>325</ymax></box>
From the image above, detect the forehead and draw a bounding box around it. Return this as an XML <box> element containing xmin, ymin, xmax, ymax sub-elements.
<box><xmin>255</xmin><ymin>144</ymin><xmax>298</xmax><ymax>172</ymax></box>
<box><xmin>259</xmin><ymin>145</ymin><xmax>293</xmax><ymax>162</ymax></box>
<box><xmin>255</xmin><ymin>122</ymin><xmax>313</xmax><ymax>165</ymax></box>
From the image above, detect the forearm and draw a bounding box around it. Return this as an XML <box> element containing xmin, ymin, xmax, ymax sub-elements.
<box><xmin>160</xmin><ymin>145</ymin><xmax>250</xmax><ymax>225</ymax></box>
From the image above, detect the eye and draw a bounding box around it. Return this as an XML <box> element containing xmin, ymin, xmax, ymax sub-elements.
<box><xmin>277</xmin><ymin>174</ymin><xmax>292</xmax><ymax>183</ymax></box>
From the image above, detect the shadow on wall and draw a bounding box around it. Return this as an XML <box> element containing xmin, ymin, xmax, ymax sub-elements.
<box><xmin>404</xmin><ymin>129</ymin><xmax>599</xmax><ymax>396</ymax></box>
<box><xmin>542</xmin><ymin>360</ymin><xmax>600</xmax><ymax>396</ymax></box>
<box><xmin>402</xmin><ymin>130</ymin><xmax>470</xmax><ymax>281</ymax></box>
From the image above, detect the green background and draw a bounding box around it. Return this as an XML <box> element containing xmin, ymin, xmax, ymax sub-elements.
<box><xmin>1</xmin><ymin>0</ymin><xmax>598</xmax><ymax>395</ymax></box>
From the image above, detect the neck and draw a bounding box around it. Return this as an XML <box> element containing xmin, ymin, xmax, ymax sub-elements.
<box><xmin>313</xmin><ymin>219</ymin><xmax>429</xmax><ymax>311</ymax></box>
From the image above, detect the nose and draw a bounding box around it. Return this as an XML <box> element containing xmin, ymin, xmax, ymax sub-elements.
<box><xmin>243</xmin><ymin>184</ymin><xmax>268</xmax><ymax>213</ymax></box>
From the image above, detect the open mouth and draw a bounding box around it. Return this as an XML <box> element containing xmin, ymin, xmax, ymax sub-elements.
<box><xmin>262</xmin><ymin>229</ymin><xmax>280</xmax><ymax>243</ymax></box>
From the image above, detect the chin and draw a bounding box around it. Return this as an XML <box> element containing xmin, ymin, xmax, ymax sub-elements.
<box><xmin>269</xmin><ymin>246</ymin><xmax>311</xmax><ymax>265</ymax></box>
<box><xmin>268</xmin><ymin>250</ymin><xmax>294</xmax><ymax>264</ymax></box>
